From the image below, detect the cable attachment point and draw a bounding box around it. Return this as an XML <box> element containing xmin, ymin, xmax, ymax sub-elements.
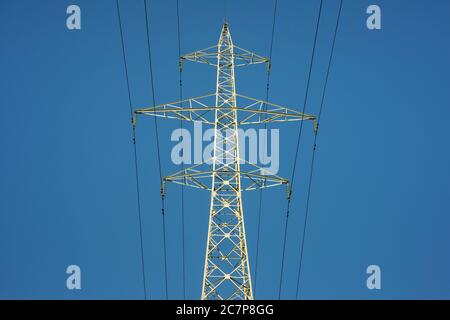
<box><xmin>132</xmin><ymin>113</ymin><xmax>137</xmax><ymax>128</ymax></box>
<box><xmin>161</xmin><ymin>179</ymin><xmax>166</xmax><ymax>216</ymax></box>
<box><xmin>286</xmin><ymin>182</ymin><xmax>292</xmax><ymax>200</ymax></box>
<box><xmin>161</xmin><ymin>178</ymin><xmax>167</xmax><ymax>197</ymax></box>
<box><xmin>179</xmin><ymin>57</ymin><xmax>185</xmax><ymax>72</ymax></box>
<box><xmin>313</xmin><ymin>119</ymin><xmax>319</xmax><ymax>135</ymax></box>
<box><xmin>266</xmin><ymin>60</ymin><xmax>271</xmax><ymax>74</ymax></box>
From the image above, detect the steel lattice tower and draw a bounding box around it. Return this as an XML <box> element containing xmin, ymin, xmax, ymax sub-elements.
<box><xmin>134</xmin><ymin>22</ymin><xmax>317</xmax><ymax>300</ymax></box>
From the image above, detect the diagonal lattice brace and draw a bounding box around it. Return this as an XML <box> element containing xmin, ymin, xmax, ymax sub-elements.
<box><xmin>134</xmin><ymin>93</ymin><xmax>216</xmax><ymax>125</ymax></box>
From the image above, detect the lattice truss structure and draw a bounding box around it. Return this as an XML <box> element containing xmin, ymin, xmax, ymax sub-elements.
<box><xmin>134</xmin><ymin>23</ymin><xmax>316</xmax><ymax>300</ymax></box>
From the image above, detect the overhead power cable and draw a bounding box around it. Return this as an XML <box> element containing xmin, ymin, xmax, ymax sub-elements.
<box><xmin>175</xmin><ymin>0</ymin><xmax>186</xmax><ymax>300</ymax></box>
<box><xmin>295</xmin><ymin>0</ymin><xmax>344</xmax><ymax>300</ymax></box>
<box><xmin>253</xmin><ymin>0</ymin><xmax>279</xmax><ymax>297</ymax></box>
<box><xmin>116</xmin><ymin>0</ymin><xmax>148</xmax><ymax>300</ymax></box>
<box><xmin>143</xmin><ymin>0</ymin><xmax>168</xmax><ymax>300</ymax></box>
<box><xmin>278</xmin><ymin>0</ymin><xmax>323</xmax><ymax>300</ymax></box>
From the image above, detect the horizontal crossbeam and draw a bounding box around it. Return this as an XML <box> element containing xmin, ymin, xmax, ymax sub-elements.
<box><xmin>134</xmin><ymin>93</ymin><xmax>317</xmax><ymax>131</ymax></box>
<box><xmin>161</xmin><ymin>159</ymin><xmax>290</xmax><ymax>196</ymax></box>
<box><xmin>181</xmin><ymin>44</ymin><xmax>269</xmax><ymax>68</ymax></box>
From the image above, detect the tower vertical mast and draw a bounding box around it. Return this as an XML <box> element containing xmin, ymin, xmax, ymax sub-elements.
<box><xmin>201</xmin><ymin>22</ymin><xmax>253</xmax><ymax>300</ymax></box>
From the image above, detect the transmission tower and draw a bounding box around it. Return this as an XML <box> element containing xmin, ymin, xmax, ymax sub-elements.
<box><xmin>134</xmin><ymin>22</ymin><xmax>317</xmax><ymax>300</ymax></box>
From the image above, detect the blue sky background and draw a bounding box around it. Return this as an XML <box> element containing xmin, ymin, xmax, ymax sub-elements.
<box><xmin>1</xmin><ymin>0</ymin><xmax>450</xmax><ymax>300</ymax></box>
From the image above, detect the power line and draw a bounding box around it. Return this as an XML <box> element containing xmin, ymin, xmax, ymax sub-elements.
<box><xmin>278</xmin><ymin>0</ymin><xmax>323</xmax><ymax>300</ymax></box>
<box><xmin>175</xmin><ymin>0</ymin><xmax>186</xmax><ymax>300</ymax></box>
<box><xmin>224</xmin><ymin>0</ymin><xmax>228</xmax><ymax>21</ymax></box>
<box><xmin>253</xmin><ymin>0</ymin><xmax>278</xmax><ymax>297</ymax></box>
<box><xmin>143</xmin><ymin>0</ymin><xmax>168</xmax><ymax>300</ymax></box>
<box><xmin>116</xmin><ymin>0</ymin><xmax>148</xmax><ymax>300</ymax></box>
<box><xmin>295</xmin><ymin>0</ymin><xmax>344</xmax><ymax>300</ymax></box>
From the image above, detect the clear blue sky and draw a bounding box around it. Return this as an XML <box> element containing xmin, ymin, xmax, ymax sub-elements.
<box><xmin>1</xmin><ymin>0</ymin><xmax>450</xmax><ymax>299</ymax></box>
